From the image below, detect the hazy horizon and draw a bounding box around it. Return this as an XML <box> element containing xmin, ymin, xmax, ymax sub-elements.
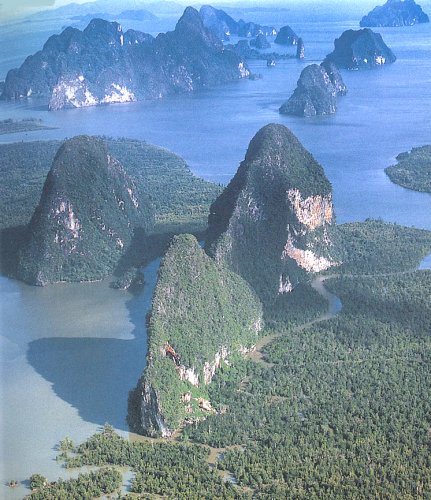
<box><xmin>1</xmin><ymin>0</ymin><xmax>416</xmax><ymax>23</ymax></box>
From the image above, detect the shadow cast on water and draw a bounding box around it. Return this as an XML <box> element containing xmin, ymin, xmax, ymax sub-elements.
<box><xmin>27</xmin><ymin>335</ymin><xmax>145</xmax><ymax>430</ymax></box>
<box><xmin>26</xmin><ymin>261</ymin><xmax>159</xmax><ymax>431</ymax></box>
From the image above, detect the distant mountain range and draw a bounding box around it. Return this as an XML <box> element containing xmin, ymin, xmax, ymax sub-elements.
<box><xmin>27</xmin><ymin>0</ymin><xmax>184</xmax><ymax>20</ymax></box>
<box><xmin>70</xmin><ymin>10</ymin><xmax>158</xmax><ymax>24</ymax></box>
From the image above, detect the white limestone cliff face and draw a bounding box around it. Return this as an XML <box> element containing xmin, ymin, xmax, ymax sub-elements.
<box><xmin>177</xmin><ymin>365</ymin><xmax>200</xmax><ymax>386</ymax></box>
<box><xmin>278</xmin><ymin>274</ymin><xmax>293</xmax><ymax>294</ymax></box>
<box><xmin>238</xmin><ymin>62</ymin><xmax>250</xmax><ymax>78</ymax></box>
<box><xmin>239</xmin><ymin>344</ymin><xmax>256</xmax><ymax>355</ymax></box>
<box><xmin>52</xmin><ymin>200</ymin><xmax>81</xmax><ymax>251</ymax></box>
<box><xmin>287</xmin><ymin>189</ymin><xmax>333</xmax><ymax>230</ymax></box>
<box><xmin>280</xmin><ymin>189</ymin><xmax>339</xmax><ymax>276</ymax></box>
<box><xmin>253</xmin><ymin>317</ymin><xmax>263</xmax><ymax>333</ymax></box>
<box><xmin>49</xmin><ymin>76</ymin><xmax>97</xmax><ymax>110</ymax></box>
<box><xmin>203</xmin><ymin>347</ymin><xmax>230</xmax><ymax>385</ymax></box>
<box><xmin>102</xmin><ymin>84</ymin><xmax>136</xmax><ymax>104</ymax></box>
<box><xmin>49</xmin><ymin>76</ymin><xmax>135</xmax><ymax>111</ymax></box>
<box><xmin>282</xmin><ymin>234</ymin><xmax>336</xmax><ymax>272</ymax></box>
<box><xmin>175</xmin><ymin>347</ymin><xmax>230</xmax><ymax>387</ymax></box>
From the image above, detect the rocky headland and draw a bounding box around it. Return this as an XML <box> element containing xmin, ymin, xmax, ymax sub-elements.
<box><xmin>385</xmin><ymin>145</ymin><xmax>431</xmax><ymax>192</ymax></box>
<box><xmin>128</xmin><ymin>234</ymin><xmax>263</xmax><ymax>437</ymax></box>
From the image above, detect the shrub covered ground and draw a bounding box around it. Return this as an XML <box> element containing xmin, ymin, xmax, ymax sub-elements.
<box><xmin>385</xmin><ymin>145</ymin><xmax>431</xmax><ymax>193</ymax></box>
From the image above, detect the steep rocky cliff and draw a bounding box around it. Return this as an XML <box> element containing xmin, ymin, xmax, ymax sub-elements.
<box><xmin>296</xmin><ymin>38</ymin><xmax>305</xmax><ymax>59</ymax></box>
<box><xmin>17</xmin><ymin>136</ymin><xmax>152</xmax><ymax>285</ymax></box>
<box><xmin>279</xmin><ymin>61</ymin><xmax>347</xmax><ymax>117</ymax></box>
<box><xmin>205</xmin><ymin>124</ymin><xmax>339</xmax><ymax>305</ymax></box>
<box><xmin>199</xmin><ymin>4</ymin><xmax>238</xmax><ymax>40</ymax></box>
<box><xmin>128</xmin><ymin>234</ymin><xmax>262</xmax><ymax>436</ymax></box>
<box><xmin>2</xmin><ymin>8</ymin><xmax>249</xmax><ymax>110</ymax></box>
<box><xmin>360</xmin><ymin>0</ymin><xmax>429</xmax><ymax>27</ymax></box>
<box><xmin>199</xmin><ymin>4</ymin><xmax>276</xmax><ymax>41</ymax></box>
<box><xmin>325</xmin><ymin>28</ymin><xmax>396</xmax><ymax>69</ymax></box>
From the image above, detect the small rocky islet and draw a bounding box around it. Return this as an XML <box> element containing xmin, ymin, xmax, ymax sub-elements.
<box><xmin>279</xmin><ymin>61</ymin><xmax>347</xmax><ymax>117</ymax></box>
<box><xmin>280</xmin><ymin>27</ymin><xmax>396</xmax><ymax>117</ymax></box>
<box><xmin>325</xmin><ymin>27</ymin><xmax>396</xmax><ymax>69</ymax></box>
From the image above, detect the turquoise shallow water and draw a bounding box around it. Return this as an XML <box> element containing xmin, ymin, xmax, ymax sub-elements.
<box><xmin>0</xmin><ymin>11</ymin><xmax>430</xmax><ymax>498</ymax></box>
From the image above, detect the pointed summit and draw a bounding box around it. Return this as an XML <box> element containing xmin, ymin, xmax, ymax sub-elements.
<box><xmin>172</xmin><ymin>6</ymin><xmax>223</xmax><ymax>48</ymax></box>
<box><xmin>177</xmin><ymin>6</ymin><xmax>204</xmax><ymax>27</ymax></box>
<box><xmin>206</xmin><ymin>124</ymin><xmax>339</xmax><ymax>304</ymax></box>
<box><xmin>17</xmin><ymin>136</ymin><xmax>152</xmax><ymax>285</ymax></box>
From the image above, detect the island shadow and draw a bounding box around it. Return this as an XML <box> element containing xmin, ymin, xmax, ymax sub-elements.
<box><xmin>26</xmin><ymin>259</ymin><xmax>160</xmax><ymax>431</ymax></box>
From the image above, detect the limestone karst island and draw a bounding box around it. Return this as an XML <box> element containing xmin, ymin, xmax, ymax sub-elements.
<box><xmin>1</xmin><ymin>1</ymin><xmax>431</xmax><ymax>498</ymax></box>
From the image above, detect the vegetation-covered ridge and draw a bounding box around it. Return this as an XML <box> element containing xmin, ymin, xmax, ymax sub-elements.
<box><xmin>203</xmin><ymin>270</ymin><xmax>431</xmax><ymax>498</ymax></box>
<box><xmin>337</xmin><ymin>219</ymin><xmax>431</xmax><ymax>274</ymax></box>
<box><xmin>206</xmin><ymin>123</ymin><xmax>340</xmax><ymax>306</ymax></box>
<box><xmin>16</xmin><ymin>135</ymin><xmax>152</xmax><ymax>285</ymax></box>
<box><xmin>128</xmin><ymin>233</ymin><xmax>263</xmax><ymax>436</ymax></box>
<box><xmin>181</xmin><ymin>224</ymin><xmax>431</xmax><ymax>498</ymax></box>
<box><xmin>385</xmin><ymin>145</ymin><xmax>431</xmax><ymax>193</ymax></box>
<box><xmin>0</xmin><ymin>137</ymin><xmax>222</xmax><ymax>282</ymax></box>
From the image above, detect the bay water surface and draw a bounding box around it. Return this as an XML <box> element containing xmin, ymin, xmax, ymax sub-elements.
<box><xmin>1</xmin><ymin>13</ymin><xmax>430</xmax><ymax>498</ymax></box>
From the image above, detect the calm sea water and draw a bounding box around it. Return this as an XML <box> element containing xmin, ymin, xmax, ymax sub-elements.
<box><xmin>0</xmin><ymin>259</ymin><xmax>159</xmax><ymax>498</ymax></box>
<box><xmin>1</xmin><ymin>12</ymin><xmax>430</xmax><ymax>498</ymax></box>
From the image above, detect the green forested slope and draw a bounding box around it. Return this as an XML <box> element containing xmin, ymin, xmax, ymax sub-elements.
<box><xmin>129</xmin><ymin>234</ymin><xmax>263</xmax><ymax>434</ymax></box>
<box><xmin>337</xmin><ymin>219</ymin><xmax>431</xmax><ymax>274</ymax></box>
<box><xmin>184</xmin><ymin>271</ymin><xmax>431</xmax><ymax>498</ymax></box>
<box><xmin>385</xmin><ymin>145</ymin><xmax>431</xmax><ymax>192</ymax></box>
<box><xmin>206</xmin><ymin>123</ymin><xmax>339</xmax><ymax>306</ymax></box>
<box><xmin>0</xmin><ymin>138</ymin><xmax>221</xmax><ymax>282</ymax></box>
